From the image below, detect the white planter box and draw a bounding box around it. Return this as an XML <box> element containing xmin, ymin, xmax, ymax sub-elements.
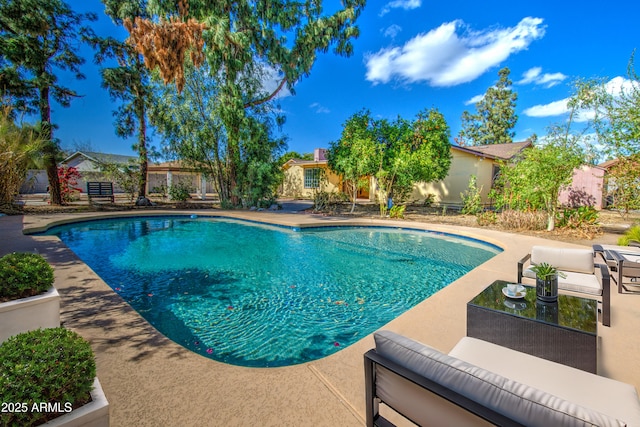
<box><xmin>0</xmin><ymin>286</ymin><xmax>60</xmax><ymax>343</ymax></box>
<box><xmin>44</xmin><ymin>378</ymin><xmax>110</xmax><ymax>427</ymax></box>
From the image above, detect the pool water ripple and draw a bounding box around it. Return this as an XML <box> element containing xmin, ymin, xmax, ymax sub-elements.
<box><xmin>45</xmin><ymin>216</ymin><xmax>501</xmax><ymax>367</ymax></box>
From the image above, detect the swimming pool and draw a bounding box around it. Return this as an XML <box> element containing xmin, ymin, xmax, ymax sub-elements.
<box><xmin>44</xmin><ymin>216</ymin><xmax>501</xmax><ymax>367</ymax></box>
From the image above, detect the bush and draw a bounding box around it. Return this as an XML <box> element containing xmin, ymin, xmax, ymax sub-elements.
<box><xmin>0</xmin><ymin>252</ymin><xmax>54</xmax><ymax>302</ymax></box>
<box><xmin>460</xmin><ymin>175</ymin><xmax>483</xmax><ymax>215</ymax></box>
<box><xmin>498</xmin><ymin>209</ymin><xmax>547</xmax><ymax>230</ymax></box>
<box><xmin>477</xmin><ymin>211</ymin><xmax>497</xmax><ymax>226</ymax></box>
<box><xmin>556</xmin><ymin>206</ymin><xmax>600</xmax><ymax>238</ymax></box>
<box><xmin>389</xmin><ymin>204</ymin><xmax>406</xmax><ymax>219</ymax></box>
<box><xmin>168</xmin><ymin>182</ymin><xmax>192</xmax><ymax>202</ymax></box>
<box><xmin>0</xmin><ymin>328</ymin><xmax>96</xmax><ymax>426</ymax></box>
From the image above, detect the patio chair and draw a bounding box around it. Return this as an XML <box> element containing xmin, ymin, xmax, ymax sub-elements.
<box><xmin>608</xmin><ymin>250</ymin><xmax>640</xmax><ymax>293</ymax></box>
<box><xmin>593</xmin><ymin>243</ymin><xmax>640</xmax><ymax>272</ymax></box>
<box><xmin>517</xmin><ymin>245</ymin><xmax>611</xmax><ymax>327</ymax></box>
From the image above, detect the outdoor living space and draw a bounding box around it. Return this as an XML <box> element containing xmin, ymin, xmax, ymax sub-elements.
<box><xmin>2</xmin><ymin>210</ymin><xmax>640</xmax><ymax>426</ymax></box>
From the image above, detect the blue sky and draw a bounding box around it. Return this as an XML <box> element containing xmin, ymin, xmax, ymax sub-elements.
<box><xmin>52</xmin><ymin>0</ymin><xmax>639</xmax><ymax>157</ymax></box>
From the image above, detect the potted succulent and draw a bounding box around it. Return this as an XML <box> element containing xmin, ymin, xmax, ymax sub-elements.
<box><xmin>0</xmin><ymin>328</ymin><xmax>109</xmax><ymax>426</ymax></box>
<box><xmin>530</xmin><ymin>262</ymin><xmax>566</xmax><ymax>303</ymax></box>
<box><xmin>0</xmin><ymin>252</ymin><xmax>60</xmax><ymax>342</ymax></box>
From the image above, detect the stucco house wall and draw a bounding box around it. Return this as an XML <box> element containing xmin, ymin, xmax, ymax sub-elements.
<box><xmin>411</xmin><ymin>148</ymin><xmax>498</xmax><ymax>206</ymax></box>
<box><xmin>558</xmin><ymin>165</ymin><xmax>605</xmax><ymax>209</ymax></box>
<box><xmin>280</xmin><ymin>161</ymin><xmax>341</xmax><ymax>199</ymax></box>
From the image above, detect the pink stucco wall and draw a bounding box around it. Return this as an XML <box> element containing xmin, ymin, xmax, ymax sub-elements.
<box><xmin>558</xmin><ymin>165</ymin><xmax>605</xmax><ymax>210</ymax></box>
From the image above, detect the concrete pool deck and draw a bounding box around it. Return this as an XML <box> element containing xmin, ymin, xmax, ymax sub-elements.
<box><xmin>2</xmin><ymin>210</ymin><xmax>639</xmax><ymax>426</ymax></box>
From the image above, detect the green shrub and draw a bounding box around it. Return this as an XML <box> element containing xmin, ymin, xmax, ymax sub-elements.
<box><xmin>389</xmin><ymin>204</ymin><xmax>406</xmax><ymax>219</ymax></box>
<box><xmin>619</xmin><ymin>225</ymin><xmax>640</xmax><ymax>246</ymax></box>
<box><xmin>0</xmin><ymin>252</ymin><xmax>54</xmax><ymax>302</ymax></box>
<box><xmin>460</xmin><ymin>175</ymin><xmax>484</xmax><ymax>215</ymax></box>
<box><xmin>476</xmin><ymin>211</ymin><xmax>497</xmax><ymax>226</ymax></box>
<box><xmin>556</xmin><ymin>206</ymin><xmax>600</xmax><ymax>238</ymax></box>
<box><xmin>168</xmin><ymin>182</ymin><xmax>192</xmax><ymax>202</ymax></box>
<box><xmin>0</xmin><ymin>328</ymin><xmax>96</xmax><ymax>426</ymax></box>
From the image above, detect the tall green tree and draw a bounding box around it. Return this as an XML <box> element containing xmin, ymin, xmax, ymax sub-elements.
<box><xmin>95</xmin><ymin>0</ymin><xmax>153</xmax><ymax>202</ymax></box>
<box><xmin>374</xmin><ymin>108</ymin><xmax>452</xmax><ymax>216</ymax></box>
<box><xmin>149</xmin><ymin>60</ymin><xmax>285</xmax><ymax>207</ymax></box>
<box><xmin>126</xmin><ymin>0</ymin><xmax>365</xmax><ymax>206</ymax></box>
<box><xmin>458</xmin><ymin>67</ymin><xmax>518</xmax><ymax>146</ymax></box>
<box><xmin>493</xmin><ymin>87</ymin><xmax>587</xmax><ymax>231</ymax></box>
<box><xmin>327</xmin><ymin>109</ymin><xmax>378</xmax><ymax>213</ymax></box>
<box><xmin>0</xmin><ymin>0</ymin><xmax>95</xmax><ymax>205</ymax></box>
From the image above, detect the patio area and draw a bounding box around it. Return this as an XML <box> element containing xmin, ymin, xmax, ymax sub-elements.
<box><xmin>1</xmin><ymin>210</ymin><xmax>639</xmax><ymax>426</ymax></box>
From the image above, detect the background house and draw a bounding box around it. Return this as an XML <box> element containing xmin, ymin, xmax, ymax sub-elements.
<box><xmin>280</xmin><ymin>142</ymin><xmax>532</xmax><ymax>207</ymax></box>
<box><xmin>411</xmin><ymin>141</ymin><xmax>532</xmax><ymax>207</ymax></box>
<box><xmin>62</xmin><ymin>151</ymin><xmax>138</xmax><ymax>193</ymax></box>
<box><xmin>280</xmin><ymin>149</ymin><xmax>343</xmax><ymax>199</ymax></box>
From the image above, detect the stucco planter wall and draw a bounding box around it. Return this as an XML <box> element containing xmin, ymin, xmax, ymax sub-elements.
<box><xmin>44</xmin><ymin>378</ymin><xmax>110</xmax><ymax>427</ymax></box>
<box><xmin>0</xmin><ymin>286</ymin><xmax>60</xmax><ymax>343</ymax></box>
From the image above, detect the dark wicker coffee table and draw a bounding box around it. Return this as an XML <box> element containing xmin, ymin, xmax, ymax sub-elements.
<box><xmin>467</xmin><ymin>280</ymin><xmax>598</xmax><ymax>373</ymax></box>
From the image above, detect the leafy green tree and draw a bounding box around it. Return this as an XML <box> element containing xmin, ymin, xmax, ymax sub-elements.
<box><xmin>94</xmin><ymin>0</ymin><xmax>153</xmax><ymax>201</ymax></box>
<box><xmin>149</xmin><ymin>60</ymin><xmax>285</xmax><ymax>208</ymax></box>
<box><xmin>374</xmin><ymin>108</ymin><xmax>452</xmax><ymax>216</ymax></box>
<box><xmin>327</xmin><ymin>109</ymin><xmax>378</xmax><ymax>213</ymax></box>
<box><xmin>0</xmin><ymin>0</ymin><xmax>96</xmax><ymax>205</ymax></box>
<box><xmin>458</xmin><ymin>67</ymin><xmax>518</xmax><ymax>146</ymax></box>
<box><xmin>125</xmin><ymin>0</ymin><xmax>365</xmax><ymax>206</ymax></box>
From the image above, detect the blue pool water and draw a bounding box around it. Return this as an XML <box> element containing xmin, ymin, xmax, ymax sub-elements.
<box><xmin>44</xmin><ymin>216</ymin><xmax>501</xmax><ymax>367</ymax></box>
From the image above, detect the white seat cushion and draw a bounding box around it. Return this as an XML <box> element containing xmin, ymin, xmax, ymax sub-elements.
<box><xmin>522</xmin><ymin>268</ymin><xmax>602</xmax><ymax>296</ymax></box>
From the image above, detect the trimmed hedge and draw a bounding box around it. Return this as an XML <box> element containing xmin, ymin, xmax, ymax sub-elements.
<box><xmin>0</xmin><ymin>328</ymin><xmax>96</xmax><ymax>426</ymax></box>
<box><xmin>0</xmin><ymin>252</ymin><xmax>54</xmax><ymax>301</ymax></box>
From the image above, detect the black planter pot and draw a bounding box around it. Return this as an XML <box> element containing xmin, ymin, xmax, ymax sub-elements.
<box><xmin>536</xmin><ymin>274</ymin><xmax>558</xmax><ymax>303</ymax></box>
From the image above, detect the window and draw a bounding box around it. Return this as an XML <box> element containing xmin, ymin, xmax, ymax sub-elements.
<box><xmin>304</xmin><ymin>168</ymin><xmax>321</xmax><ymax>189</ymax></box>
<box><xmin>491</xmin><ymin>164</ymin><xmax>501</xmax><ymax>187</ymax></box>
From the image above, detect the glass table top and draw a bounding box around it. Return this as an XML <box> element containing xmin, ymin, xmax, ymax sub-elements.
<box><xmin>468</xmin><ymin>280</ymin><xmax>597</xmax><ymax>334</ymax></box>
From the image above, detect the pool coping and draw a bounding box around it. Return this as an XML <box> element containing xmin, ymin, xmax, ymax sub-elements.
<box><xmin>7</xmin><ymin>210</ymin><xmax>640</xmax><ymax>426</ymax></box>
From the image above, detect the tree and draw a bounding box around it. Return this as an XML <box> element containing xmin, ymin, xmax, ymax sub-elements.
<box><xmin>0</xmin><ymin>0</ymin><xmax>96</xmax><ymax>205</ymax></box>
<box><xmin>94</xmin><ymin>0</ymin><xmax>154</xmax><ymax>202</ymax></box>
<box><xmin>125</xmin><ymin>0</ymin><xmax>365</xmax><ymax>206</ymax></box>
<box><xmin>277</xmin><ymin>151</ymin><xmax>313</xmax><ymax>166</ymax></box>
<box><xmin>374</xmin><ymin>108</ymin><xmax>452</xmax><ymax>216</ymax></box>
<box><xmin>0</xmin><ymin>106</ymin><xmax>44</xmax><ymax>206</ymax></box>
<box><xmin>149</xmin><ymin>60</ymin><xmax>286</xmax><ymax>208</ymax></box>
<box><xmin>493</xmin><ymin>88</ymin><xmax>587</xmax><ymax>231</ymax></box>
<box><xmin>458</xmin><ymin>67</ymin><xmax>518</xmax><ymax>146</ymax></box>
<box><xmin>327</xmin><ymin>109</ymin><xmax>378</xmax><ymax>213</ymax></box>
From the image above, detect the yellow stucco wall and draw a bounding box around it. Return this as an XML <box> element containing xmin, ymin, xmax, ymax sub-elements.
<box><xmin>280</xmin><ymin>163</ymin><xmax>341</xmax><ymax>199</ymax></box>
<box><xmin>410</xmin><ymin>149</ymin><xmax>497</xmax><ymax>206</ymax></box>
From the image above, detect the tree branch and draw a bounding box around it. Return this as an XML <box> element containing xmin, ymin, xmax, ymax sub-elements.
<box><xmin>243</xmin><ymin>77</ymin><xmax>287</xmax><ymax>109</ymax></box>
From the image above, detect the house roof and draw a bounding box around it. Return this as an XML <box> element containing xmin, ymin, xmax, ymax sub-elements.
<box><xmin>63</xmin><ymin>151</ymin><xmax>138</xmax><ymax>165</ymax></box>
<box><xmin>282</xmin><ymin>158</ymin><xmax>328</xmax><ymax>169</ymax></box>
<box><xmin>453</xmin><ymin>140</ymin><xmax>532</xmax><ymax>161</ymax></box>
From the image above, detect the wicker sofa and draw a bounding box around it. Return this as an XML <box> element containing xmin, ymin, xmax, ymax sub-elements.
<box><xmin>365</xmin><ymin>330</ymin><xmax>640</xmax><ymax>427</ymax></box>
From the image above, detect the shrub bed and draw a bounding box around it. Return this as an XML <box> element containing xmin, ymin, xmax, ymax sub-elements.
<box><xmin>0</xmin><ymin>328</ymin><xmax>96</xmax><ymax>426</ymax></box>
<box><xmin>0</xmin><ymin>252</ymin><xmax>54</xmax><ymax>302</ymax></box>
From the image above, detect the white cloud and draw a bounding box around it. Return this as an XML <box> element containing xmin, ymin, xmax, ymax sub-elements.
<box><xmin>365</xmin><ymin>17</ymin><xmax>546</xmax><ymax>87</ymax></box>
<box><xmin>309</xmin><ymin>102</ymin><xmax>330</xmax><ymax>114</ymax></box>
<box><xmin>380</xmin><ymin>0</ymin><xmax>421</xmax><ymax>16</ymax></box>
<box><xmin>517</xmin><ymin>67</ymin><xmax>566</xmax><ymax>87</ymax></box>
<box><xmin>383</xmin><ymin>24</ymin><xmax>402</xmax><ymax>39</ymax></box>
<box><xmin>259</xmin><ymin>65</ymin><xmax>292</xmax><ymax>99</ymax></box>
<box><xmin>465</xmin><ymin>94</ymin><xmax>484</xmax><ymax>105</ymax></box>
<box><xmin>523</xmin><ymin>98</ymin><xmax>569</xmax><ymax>117</ymax></box>
<box><xmin>523</xmin><ymin>76</ymin><xmax>640</xmax><ymax>121</ymax></box>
